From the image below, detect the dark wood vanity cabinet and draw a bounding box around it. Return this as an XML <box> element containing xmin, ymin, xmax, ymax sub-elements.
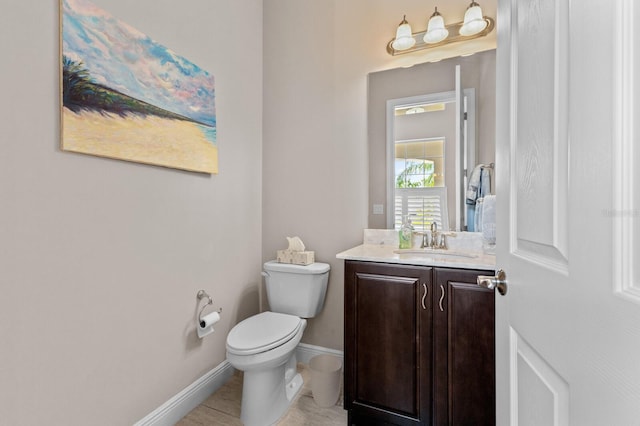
<box><xmin>344</xmin><ymin>261</ymin><xmax>432</xmax><ymax>425</ymax></box>
<box><xmin>432</xmin><ymin>267</ymin><xmax>496</xmax><ymax>426</ymax></box>
<box><xmin>344</xmin><ymin>261</ymin><xmax>495</xmax><ymax>426</ymax></box>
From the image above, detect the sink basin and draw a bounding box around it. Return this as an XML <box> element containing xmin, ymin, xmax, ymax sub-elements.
<box><xmin>393</xmin><ymin>248</ymin><xmax>479</xmax><ymax>259</ymax></box>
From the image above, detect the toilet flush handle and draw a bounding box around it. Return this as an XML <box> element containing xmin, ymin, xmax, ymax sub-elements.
<box><xmin>262</xmin><ymin>271</ymin><xmax>270</xmax><ymax>278</ymax></box>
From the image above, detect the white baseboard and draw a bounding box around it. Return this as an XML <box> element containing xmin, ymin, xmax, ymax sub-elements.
<box><xmin>134</xmin><ymin>344</ymin><xmax>343</xmax><ymax>425</ymax></box>
<box><xmin>296</xmin><ymin>343</ymin><xmax>344</xmax><ymax>365</ymax></box>
<box><xmin>134</xmin><ymin>360</ymin><xmax>235</xmax><ymax>426</ymax></box>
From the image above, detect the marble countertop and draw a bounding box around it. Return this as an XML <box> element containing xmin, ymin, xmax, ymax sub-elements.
<box><xmin>336</xmin><ymin>229</ymin><xmax>496</xmax><ymax>271</ymax></box>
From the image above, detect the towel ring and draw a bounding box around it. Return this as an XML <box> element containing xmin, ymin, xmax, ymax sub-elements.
<box><xmin>197</xmin><ymin>290</ymin><xmax>222</xmax><ymax>322</ymax></box>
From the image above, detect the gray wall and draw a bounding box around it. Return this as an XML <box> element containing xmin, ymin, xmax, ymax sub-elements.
<box><xmin>0</xmin><ymin>1</ymin><xmax>262</xmax><ymax>424</ymax></box>
<box><xmin>262</xmin><ymin>0</ymin><xmax>365</xmax><ymax>350</ymax></box>
<box><xmin>368</xmin><ymin>50</ymin><xmax>496</xmax><ymax>229</ymax></box>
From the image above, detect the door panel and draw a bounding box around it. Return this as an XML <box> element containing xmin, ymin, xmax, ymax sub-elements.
<box><xmin>512</xmin><ymin>0</ymin><xmax>569</xmax><ymax>269</ymax></box>
<box><xmin>613</xmin><ymin>0</ymin><xmax>640</xmax><ymax>305</ymax></box>
<box><xmin>511</xmin><ymin>329</ymin><xmax>569</xmax><ymax>426</ymax></box>
<box><xmin>496</xmin><ymin>0</ymin><xmax>640</xmax><ymax>425</ymax></box>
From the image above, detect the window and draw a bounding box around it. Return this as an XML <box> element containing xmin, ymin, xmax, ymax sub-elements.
<box><xmin>394</xmin><ymin>139</ymin><xmax>448</xmax><ymax>231</ymax></box>
<box><xmin>386</xmin><ymin>87</ymin><xmax>476</xmax><ymax>232</ymax></box>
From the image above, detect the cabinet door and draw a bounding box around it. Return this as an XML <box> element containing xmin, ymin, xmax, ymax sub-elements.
<box><xmin>345</xmin><ymin>261</ymin><xmax>432</xmax><ymax>425</ymax></box>
<box><xmin>433</xmin><ymin>268</ymin><xmax>495</xmax><ymax>426</ymax></box>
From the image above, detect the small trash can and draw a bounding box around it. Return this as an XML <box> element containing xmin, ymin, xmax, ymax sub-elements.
<box><xmin>309</xmin><ymin>354</ymin><xmax>343</xmax><ymax>407</ymax></box>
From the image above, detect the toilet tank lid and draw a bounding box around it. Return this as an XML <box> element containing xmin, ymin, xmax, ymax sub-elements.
<box><xmin>264</xmin><ymin>260</ymin><xmax>330</xmax><ymax>274</ymax></box>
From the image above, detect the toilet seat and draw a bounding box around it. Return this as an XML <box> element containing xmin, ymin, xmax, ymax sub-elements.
<box><xmin>226</xmin><ymin>311</ymin><xmax>303</xmax><ymax>356</ymax></box>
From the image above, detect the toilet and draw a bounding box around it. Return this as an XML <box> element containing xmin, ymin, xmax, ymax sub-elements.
<box><xmin>226</xmin><ymin>260</ymin><xmax>330</xmax><ymax>426</ymax></box>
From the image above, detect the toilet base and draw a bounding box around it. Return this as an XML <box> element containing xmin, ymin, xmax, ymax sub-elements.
<box><xmin>285</xmin><ymin>371</ymin><xmax>303</xmax><ymax>402</ymax></box>
<box><xmin>240</xmin><ymin>363</ymin><xmax>303</xmax><ymax>426</ymax></box>
<box><xmin>226</xmin><ymin>315</ymin><xmax>307</xmax><ymax>426</ymax></box>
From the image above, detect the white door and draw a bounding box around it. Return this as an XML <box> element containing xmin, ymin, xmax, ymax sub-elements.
<box><xmin>495</xmin><ymin>0</ymin><xmax>640</xmax><ymax>425</ymax></box>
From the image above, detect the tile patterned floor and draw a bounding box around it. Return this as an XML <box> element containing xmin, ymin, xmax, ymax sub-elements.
<box><xmin>176</xmin><ymin>364</ymin><xmax>347</xmax><ymax>425</ymax></box>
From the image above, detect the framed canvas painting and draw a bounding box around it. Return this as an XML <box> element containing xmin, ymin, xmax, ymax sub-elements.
<box><xmin>60</xmin><ymin>0</ymin><xmax>217</xmax><ymax>174</ymax></box>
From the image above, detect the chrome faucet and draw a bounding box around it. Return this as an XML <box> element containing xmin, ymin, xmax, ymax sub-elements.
<box><xmin>430</xmin><ymin>222</ymin><xmax>438</xmax><ymax>248</ymax></box>
<box><xmin>419</xmin><ymin>222</ymin><xmax>453</xmax><ymax>249</ymax></box>
<box><xmin>420</xmin><ymin>232</ymin><xmax>428</xmax><ymax>248</ymax></box>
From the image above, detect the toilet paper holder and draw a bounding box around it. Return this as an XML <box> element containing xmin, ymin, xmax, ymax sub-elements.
<box><xmin>197</xmin><ymin>290</ymin><xmax>222</xmax><ymax>323</ymax></box>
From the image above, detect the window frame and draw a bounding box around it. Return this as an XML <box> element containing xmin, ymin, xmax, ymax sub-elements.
<box><xmin>385</xmin><ymin>88</ymin><xmax>476</xmax><ymax>231</ymax></box>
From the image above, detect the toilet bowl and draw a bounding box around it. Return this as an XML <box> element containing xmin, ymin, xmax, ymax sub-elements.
<box><xmin>226</xmin><ymin>311</ymin><xmax>306</xmax><ymax>426</ymax></box>
<box><xmin>225</xmin><ymin>261</ymin><xmax>330</xmax><ymax>426</ymax></box>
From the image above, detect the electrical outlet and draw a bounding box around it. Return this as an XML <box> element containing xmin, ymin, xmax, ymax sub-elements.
<box><xmin>373</xmin><ymin>204</ymin><xmax>384</xmax><ymax>215</ymax></box>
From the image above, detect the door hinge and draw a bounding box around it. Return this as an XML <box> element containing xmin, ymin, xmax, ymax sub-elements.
<box><xmin>464</xmin><ymin>112</ymin><xmax>468</xmax><ymax>120</ymax></box>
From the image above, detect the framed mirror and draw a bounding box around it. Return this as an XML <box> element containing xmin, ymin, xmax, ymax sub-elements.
<box><xmin>367</xmin><ymin>49</ymin><xmax>496</xmax><ymax>232</ymax></box>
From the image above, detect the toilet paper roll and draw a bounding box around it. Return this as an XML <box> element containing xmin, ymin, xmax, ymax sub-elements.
<box><xmin>199</xmin><ymin>311</ymin><xmax>220</xmax><ymax>329</ymax></box>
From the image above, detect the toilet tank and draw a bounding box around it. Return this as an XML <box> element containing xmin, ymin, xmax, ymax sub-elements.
<box><xmin>263</xmin><ymin>261</ymin><xmax>330</xmax><ymax>318</ymax></box>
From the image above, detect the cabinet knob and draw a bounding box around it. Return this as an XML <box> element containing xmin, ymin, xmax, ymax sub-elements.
<box><xmin>477</xmin><ymin>269</ymin><xmax>508</xmax><ymax>296</ymax></box>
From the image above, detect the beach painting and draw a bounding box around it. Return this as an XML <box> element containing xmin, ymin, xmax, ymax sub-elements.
<box><xmin>60</xmin><ymin>0</ymin><xmax>217</xmax><ymax>173</ymax></box>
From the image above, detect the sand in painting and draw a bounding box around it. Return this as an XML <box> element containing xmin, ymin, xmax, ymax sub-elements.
<box><xmin>62</xmin><ymin>108</ymin><xmax>218</xmax><ymax>173</ymax></box>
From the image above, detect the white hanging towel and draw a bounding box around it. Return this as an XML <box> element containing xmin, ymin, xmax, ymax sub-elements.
<box><xmin>474</xmin><ymin>197</ymin><xmax>484</xmax><ymax>232</ymax></box>
<box><xmin>481</xmin><ymin>195</ymin><xmax>496</xmax><ymax>245</ymax></box>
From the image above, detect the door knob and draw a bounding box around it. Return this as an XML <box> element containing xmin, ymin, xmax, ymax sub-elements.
<box><xmin>477</xmin><ymin>269</ymin><xmax>508</xmax><ymax>296</ymax></box>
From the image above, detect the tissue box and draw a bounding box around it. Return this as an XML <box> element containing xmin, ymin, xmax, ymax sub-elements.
<box><xmin>277</xmin><ymin>250</ymin><xmax>315</xmax><ymax>265</ymax></box>
<box><xmin>276</xmin><ymin>249</ymin><xmax>294</xmax><ymax>264</ymax></box>
<box><xmin>292</xmin><ymin>251</ymin><xmax>315</xmax><ymax>265</ymax></box>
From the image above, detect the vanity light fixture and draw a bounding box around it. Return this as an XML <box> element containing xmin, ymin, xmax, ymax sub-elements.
<box><xmin>387</xmin><ymin>2</ymin><xmax>494</xmax><ymax>56</ymax></box>
<box><xmin>405</xmin><ymin>106</ymin><xmax>426</xmax><ymax>115</ymax></box>
<box><xmin>391</xmin><ymin>15</ymin><xmax>416</xmax><ymax>51</ymax></box>
<box><xmin>394</xmin><ymin>102</ymin><xmax>446</xmax><ymax>116</ymax></box>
